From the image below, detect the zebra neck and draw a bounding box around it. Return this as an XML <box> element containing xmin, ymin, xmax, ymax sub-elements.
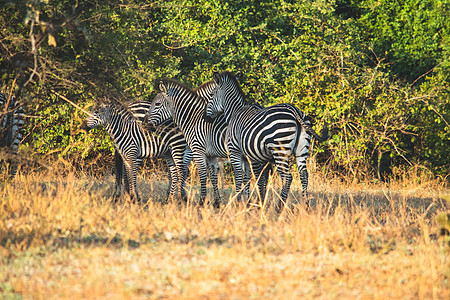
<box><xmin>172</xmin><ymin>94</ymin><xmax>205</xmax><ymax>129</ymax></box>
<box><xmin>194</xmin><ymin>81</ymin><xmax>215</xmax><ymax>102</ymax></box>
<box><xmin>223</xmin><ymin>95</ymin><xmax>245</xmax><ymax>123</ymax></box>
<box><xmin>104</xmin><ymin>114</ymin><xmax>135</xmax><ymax>142</ymax></box>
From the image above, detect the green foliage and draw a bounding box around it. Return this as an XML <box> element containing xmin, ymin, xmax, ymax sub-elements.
<box><xmin>1</xmin><ymin>0</ymin><xmax>448</xmax><ymax>179</ymax></box>
<box><xmin>349</xmin><ymin>0</ymin><xmax>450</xmax><ymax>81</ymax></box>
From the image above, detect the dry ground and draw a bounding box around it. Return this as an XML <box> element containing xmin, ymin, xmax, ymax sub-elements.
<box><xmin>0</xmin><ymin>166</ymin><xmax>449</xmax><ymax>299</ymax></box>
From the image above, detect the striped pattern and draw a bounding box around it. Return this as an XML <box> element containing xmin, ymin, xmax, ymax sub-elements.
<box><xmin>148</xmin><ymin>79</ymin><xmax>234</xmax><ymax>207</ymax></box>
<box><xmin>113</xmin><ymin>100</ymin><xmax>192</xmax><ymax>201</ymax></box>
<box><xmin>83</xmin><ymin>100</ymin><xmax>189</xmax><ymax>203</ymax></box>
<box><xmin>206</xmin><ymin>71</ymin><xmax>328</xmax><ymax>211</ymax></box>
<box><xmin>0</xmin><ymin>92</ymin><xmax>25</xmax><ymax>178</ymax></box>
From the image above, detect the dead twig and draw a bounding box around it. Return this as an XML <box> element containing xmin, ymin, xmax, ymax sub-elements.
<box><xmin>51</xmin><ymin>90</ymin><xmax>95</xmax><ymax>118</ymax></box>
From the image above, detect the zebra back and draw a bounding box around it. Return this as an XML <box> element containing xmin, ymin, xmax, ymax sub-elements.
<box><xmin>128</xmin><ymin>100</ymin><xmax>152</xmax><ymax>121</ymax></box>
<box><xmin>86</xmin><ymin>101</ymin><xmax>181</xmax><ymax>158</ymax></box>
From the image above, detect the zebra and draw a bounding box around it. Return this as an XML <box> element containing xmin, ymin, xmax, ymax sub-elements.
<box><xmin>147</xmin><ymin>78</ymin><xmax>254</xmax><ymax>207</ymax></box>
<box><xmin>0</xmin><ymin>92</ymin><xmax>25</xmax><ymax>179</ymax></box>
<box><xmin>205</xmin><ymin>71</ymin><xmax>329</xmax><ymax>212</ymax></box>
<box><xmin>81</xmin><ymin>98</ymin><xmax>189</xmax><ymax>203</ymax></box>
<box><xmin>113</xmin><ymin>99</ymin><xmax>192</xmax><ymax>201</ymax></box>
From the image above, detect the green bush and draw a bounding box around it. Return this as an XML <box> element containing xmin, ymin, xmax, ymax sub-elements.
<box><xmin>1</xmin><ymin>0</ymin><xmax>448</xmax><ymax>179</ymax></box>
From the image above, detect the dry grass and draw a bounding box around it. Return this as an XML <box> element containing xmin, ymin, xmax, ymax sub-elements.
<box><xmin>0</xmin><ymin>165</ymin><xmax>449</xmax><ymax>299</ymax></box>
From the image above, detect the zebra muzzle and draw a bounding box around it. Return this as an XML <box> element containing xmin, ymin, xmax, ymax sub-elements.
<box><xmin>80</xmin><ymin>120</ymin><xmax>90</xmax><ymax>132</ymax></box>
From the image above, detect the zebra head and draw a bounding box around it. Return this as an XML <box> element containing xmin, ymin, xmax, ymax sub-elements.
<box><xmin>206</xmin><ymin>71</ymin><xmax>244</xmax><ymax>120</ymax></box>
<box><xmin>147</xmin><ymin>89</ymin><xmax>173</xmax><ymax>126</ymax></box>
<box><xmin>82</xmin><ymin>103</ymin><xmax>111</xmax><ymax>131</ymax></box>
<box><xmin>205</xmin><ymin>72</ymin><xmax>225</xmax><ymax>119</ymax></box>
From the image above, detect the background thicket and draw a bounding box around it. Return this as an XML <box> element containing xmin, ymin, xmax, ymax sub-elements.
<box><xmin>1</xmin><ymin>0</ymin><xmax>449</xmax><ymax>181</ymax></box>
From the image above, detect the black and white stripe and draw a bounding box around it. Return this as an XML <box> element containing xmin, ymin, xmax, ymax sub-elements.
<box><xmin>148</xmin><ymin>79</ymin><xmax>234</xmax><ymax>207</ymax></box>
<box><xmin>113</xmin><ymin>99</ymin><xmax>192</xmax><ymax>201</ymax></box>
<box><xmin>82</xmin><ymin>99</ymin><xmax>189</xmax><ymax>203</ymax></box>
<box><xmin>0</xmin><ymin>92</ymin><xmax>25</xmax><ymax>178</ymax></box>
<box><xmin>206</xmin><ymin>71</ymin><xmax>328</xmax><ymax>211</ymax></box>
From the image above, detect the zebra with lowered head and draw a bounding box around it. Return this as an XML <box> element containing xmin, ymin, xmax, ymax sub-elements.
<box><xmin>1</xmin><ymin>92</ymin><xmax>25</xmax><ymax>179</ymax></box>
<box><xmin>205</xmin><ymin>71</ymin><xmax>329</xmax><ymax>212</ymax></box>
<box><xmin>81</xmin><ymin>98</ymin><xmax>189</xmax><ymax>203</ymax></box>
<box><xmin>112</xmin><ymin>99</ymin><xmax>192</xmax><ymax>201</ymax></box>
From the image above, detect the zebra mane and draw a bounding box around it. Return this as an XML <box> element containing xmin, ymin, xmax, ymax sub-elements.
<box><xmin>97</xmin><ymin>98</ymin><xmax>136</xmax><ymax>122</ymax></box>
<box><xmin>193</xmin><ymin>79</ymin><xmax>215</xmax><ymax>92</ymax></box>
<box><xmin>193</xmin><ymin>79</ymin><xmax>216</xmax><ymax>103</ymax></box>
<box><xmin>155</xmin><ymin>78</ymin><xmax>197</xmax><ymax>97</ymax></box>
<box><xmin>216</xmin><ymin>71</ymin><xmax>250</xmax><ymax>104</ymax></box>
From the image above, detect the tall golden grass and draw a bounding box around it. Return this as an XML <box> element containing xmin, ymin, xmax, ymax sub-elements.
<box><xmin>0</xmin><ymin>161</ymin><xmax>448</xmax><ymax>299</ymax></box>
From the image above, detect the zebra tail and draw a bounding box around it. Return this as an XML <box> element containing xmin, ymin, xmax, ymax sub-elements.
<box><xmin>288</xmin><ymin>104</ymin><xmax>329</xmax><ymax>142</ymax></box>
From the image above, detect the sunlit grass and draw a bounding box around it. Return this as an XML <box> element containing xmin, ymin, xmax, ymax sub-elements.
<box><xmin>0</xmin><ymin>164</ymin><xmax>448</xmax><ymax>299</ymax></box>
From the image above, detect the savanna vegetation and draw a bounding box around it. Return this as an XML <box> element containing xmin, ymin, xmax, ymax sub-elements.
<box><xmin>1</xmin><ymin>0</ymin><xmax>449</xmax><ymax>299</ymax></box>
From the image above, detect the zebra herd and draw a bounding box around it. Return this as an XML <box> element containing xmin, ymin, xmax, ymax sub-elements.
<box><xmin>84</xmin><ymin>71</ymin><xmax>328</xmax><ymax>212</ymax></box>
<box><xmin>1</xmin><ymin>71</ymin><xmax>328</xmax><ymax>213</ymax></box>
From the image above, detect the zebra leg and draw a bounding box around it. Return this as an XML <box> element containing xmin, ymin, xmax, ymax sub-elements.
<box><xmin>123</xmin><ymin>161</ymin><xmax>130</xmax><ymax>196</ymax></box>
<box><xmin>113</xmin><ymin>149</ymin><xmax>124</xmax><ymax>200</ymax></box>
<box><xmin>8</xmin><ymin>105</ymin><xmax>24</xmax><ymax>179</ymax></box>
<box><xmin>229</xmin><ymin>150</ymin><xmax>244</xmax><ymax>202</ymax></box>
<box><xmin>252</xmin><ymin>162</ymin><xmax>264</xmax><ymax>202</ymax></box>
<box><xmin>296</xmin><ymin>155</ymin><xmax>310</xmax><ymax>208</ymax></box>
<box><xmin>252</xmin><ymin>162</ymin><xmax>270</xmax><ymax>206</ymax></box>
<box><xmin>2</xmin><ymin>134</ymin><xmax>18</xmax><ymax>180</ymax></box>
<box><xmin>123</xmin><ymin>156</ymin><xmax>141</xmax><ymax>204</ymax></box>
<box><xmin>295</xmin><ymin>136</ymin><xmax>311</xmax><ymax>205</ymax></box>
<box><xmin>171</xmin><ymin>147</ymin><xmax>190</xmax><ymax>203</ymax></box>
<box><xmin>192</xmin><ymin>153</ymin><xmax>209</xmax><ymax>206</ymax></box>
<box><xmin>207</xmin><ymin>157</ymin><xmax>221</xmax><ymax>208</ymax></box>
<box><xmin>165</xmin><ymin>158</ymin><xmax>177</xmax><ymax>204</ymax></box>
<box><xmin>243</xmin><ymin>158</ymin><xmax>251</xmax><ymax>200</ymax></box>
<box><xmin>298</xmin><ymin>164</ymin><xmax>309</xmax><ymax>198</ymax></box>
<box><xmin>8</xmin><ymin>139</ymin><xmax>19</xmax><ymax>179</ymax></box>
<box><xmin>125</xmin><ymin>158</ymin><xmax>143</xmax><ymax>201</ymax></box>
<box><xmin>6</xmin><ymin>152</ymin><xmax>18</xmax><ymax>179</ymax></box>
<box><xmin>299</xmin><ymin>165</ymin><xmax>310</xmax><ymax>209</ymax></box>
<box><xmin>274</xmin><ymin>157</ymin><xmax>293</xmax><ymax>213</ymax></box>
<box><xmin>181</xmin><ymin>147</ymin><xmax>193</xmax><ymax>184</ymax></box>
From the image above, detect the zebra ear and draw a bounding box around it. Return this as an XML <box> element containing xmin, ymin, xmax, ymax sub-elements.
<box><xmin>159</xmin><ymin>81</ymin><xmax>167</xmax><ymax>93</ymax></box>
<box><xmin>213</xmin><ymin>72</ymin><xmax>221</xmax><ymax>84</ymax></box>
<box><xmin>235</xmin><ymin>71</ymin><xmax>243</xmax><ymax>83</ymax></box>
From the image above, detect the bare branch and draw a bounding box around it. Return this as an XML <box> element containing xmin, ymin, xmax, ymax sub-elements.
<box><xmin>51</xmin><ymin>90</ymin><xmax>95</xmax><ymax>118</ymax></box>
<box><xmin>24</xmin><ymin>20</ymin><xmax>39</xmax><ymax>88</ymax></box>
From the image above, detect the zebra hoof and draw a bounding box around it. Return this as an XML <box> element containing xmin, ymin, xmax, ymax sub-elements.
<box><xmin>112</xmin><ymin>191</ymin><xmax>122</xmax><ymax>201</ymax></box>
<box><xmin>198</xmin><ymin>197</ymin><xmax>206</xmax><ymax>207</ymax></box>
<box><xmin>130</xmin><ymin>195</ymin><xmax>142</xmax><ymax>205</ymax></box>
<box><xmin>274</xmin><ymin>201</ymin><xmax>284</xmax><ymax>215</ymax></box>
<box><xmin>212</xmin><ymin>199</ymin><xmax>221</xmax><ymax>209</ymax></box>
